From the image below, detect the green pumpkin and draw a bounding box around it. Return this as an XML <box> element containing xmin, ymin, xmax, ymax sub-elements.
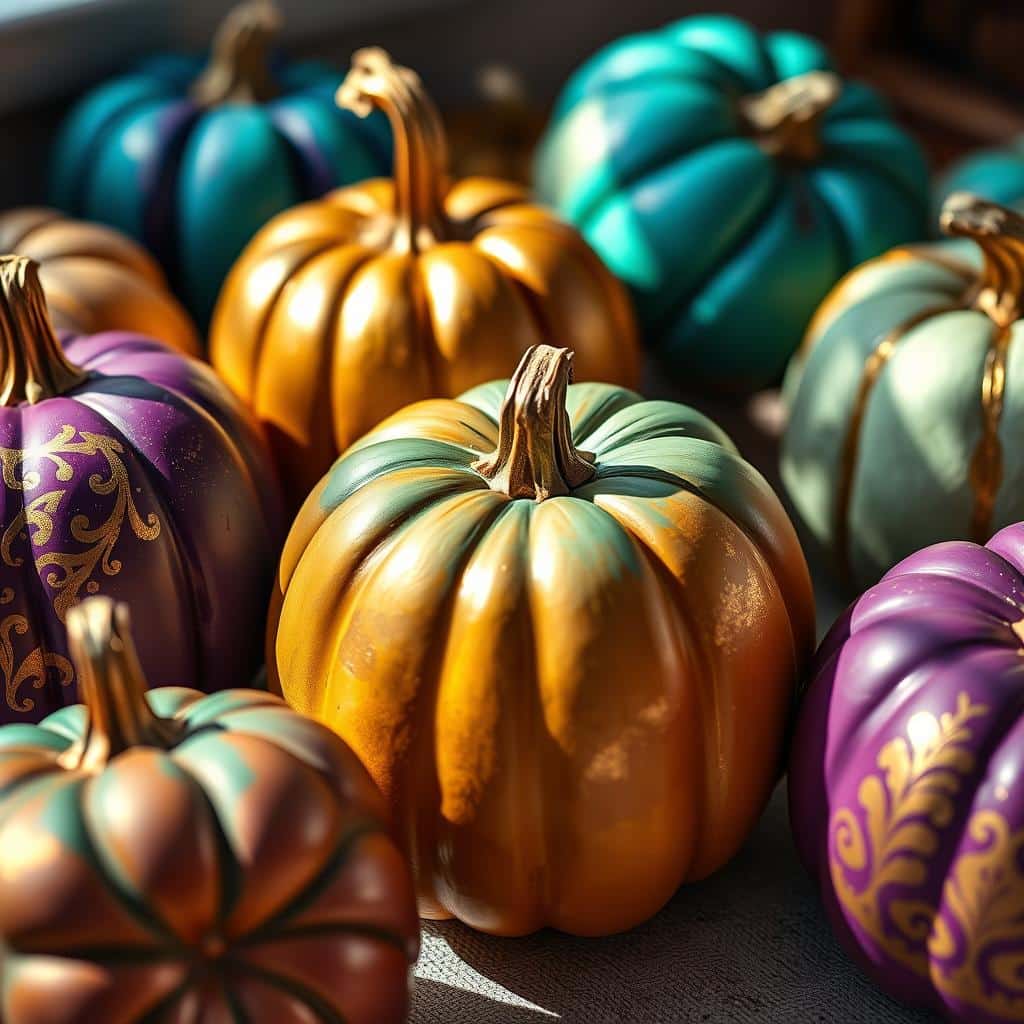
<box><xmin>534</xmin><ymin>14</ymin><xmax>929</xmax><ymax>390</ymax></box>
<box><xmin>934</xmin><ymin>138</ymin><xmax>1024</xmax><ymax>220</ymax></box>
<box><xmin>781</xmin><ymin>193</ymin><xmax>1024</xmax><ymax>590</ymax></box>
<box><xmin>0</xmin><ymin>597</ymin><xmax>419</xmax><ymax>1023</ymax></box>
<box><xmin>49</xmin><ymin>2</ymin><xmax>390</xmax><ymax>328</ymax></box>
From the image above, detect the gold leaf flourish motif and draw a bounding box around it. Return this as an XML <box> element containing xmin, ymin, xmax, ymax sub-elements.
<box><xmin>0</xmin><ymin>589</ymin><xmax>73</xmax><ymax>713</ymax></box>
<box><xmin>0</xmin><ymin>424</ymin><xmax>161</xmax><ymax>621</ymax></box>
<box><xmin>831</xmin><ymin>691</ymin><xmax>1024</xmax><ymax>1018</ymax></box>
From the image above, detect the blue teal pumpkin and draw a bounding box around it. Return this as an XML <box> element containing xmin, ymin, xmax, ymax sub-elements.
<box><xmin>535</xmin><ymin>14</ymin><xmax>930</xmax><ymax>389</ymax></box>
<box><xmin>49</xmin><ymin>2</ymin><xmax>390</xmax><ymax>328</ymax></box>
<box><xmin>934</xmin><ymin>138</ymin><xmax>1024</xmax><ymax>220</ymax></box>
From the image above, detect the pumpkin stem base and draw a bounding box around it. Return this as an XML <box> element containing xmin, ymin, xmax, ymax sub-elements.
<box><xmin>738</xmin><ymin>70</ymin><xmax>841</xmax><ymax>163</ymax></box>
<box><xmin>473</xmin><ymin>345</ymin><xmax>596</xmax><ymax>501</ymax></box>
<box><xmin>191</xmin><ymin>1</ymin><xmax>282</xmax><ymax>107</ymax></box>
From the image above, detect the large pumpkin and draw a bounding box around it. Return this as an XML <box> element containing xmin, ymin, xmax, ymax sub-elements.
<box><xmin>782</xmin><ymin>193</ymin><xmax>1024</xmax><ymax>591</ymax></box>
<box><xmin>790</xmin><ymin>524</ymin><xmax>1024</xmax><ymax>1023</ymax></box>
<box><xmin>534</xmin><ymin>14</ymin><xmax>929</xmax><ymax>389</ymax></box>
<box><xmin>49</xmin><ymin>1</ymin><xmax>390</xmax><ymax>326</ymax></box>
<box><xmin>0</xmin><ymin>596</ymin><xmax>419</xmax><ymax>1024</ymax></box>
<box><xmin>0</xmin><ymin>255</ymin><xmax>281</xmax><ymax>723</ymax></box>
<box><xmin>269</xmin><ymin>344</ymin><xmax>814</xmax><ymax>937</ymax></box>
<box><xmin>0</xmin><ymin>208</ymin><xmax>199</xmax><ymax>356</ymax></box>
<box><xmin>212</xmin><ymin>48</ymin><xmax>639</xmax><ymax>503</ymax></box>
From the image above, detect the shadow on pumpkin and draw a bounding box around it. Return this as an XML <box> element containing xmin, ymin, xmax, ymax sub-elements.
<box><xmin>417</xmin><ymin>787</ymin><xmax>938</xmax><ymax>1023</ymax></box>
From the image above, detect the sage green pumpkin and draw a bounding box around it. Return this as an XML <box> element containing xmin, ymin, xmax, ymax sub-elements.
<box><xmin>535</xmin><ymin>14</ymin><xmax>929</xmax><ymax>390</ymax></box>
<box><xmin>782</xmin><ymin>193</ymin><xmax>1024</xmax><ymax>590</ymax></box>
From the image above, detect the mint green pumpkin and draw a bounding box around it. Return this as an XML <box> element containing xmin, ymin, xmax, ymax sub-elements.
<box><xmin>934</xmin><ymin>139</ymin><xmax>1024</xmax><ymax>220</ymax></box>
<box><xmin>535</xmin><ymin>14</ymin><xmax>929</xmax><ymax>390</ymax></box>
<box><xmin>781</xmin><ymin>193</ymin><xmax>1024</xmax><ymax>590</ymax></box>
<box><xmin>49</xmin><ymin>2</ymin><xmax>389</xmax><ymax>329</ymax></box>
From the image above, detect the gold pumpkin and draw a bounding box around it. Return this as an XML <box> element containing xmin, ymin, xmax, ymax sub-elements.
<box><xmin>0</xmin><ymin>208</ymin><xmax>199</xmax><ymax>355</ymax></box>
<box><xmin>211</xmin><ymin>48</ymin><xmax>639</xmax><ymax>500</ymax></box>
<box><xmin>269</xmin><ymin>345</ymin><xmax>814</xmax><ymax>937</ymax></box>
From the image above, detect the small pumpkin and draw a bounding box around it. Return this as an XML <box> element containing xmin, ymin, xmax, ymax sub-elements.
<box><xmin>49</xmin><ymin>1</ymin><xmax>390</xmax><ymax>326</ymax></box>
<box><xmin>782</xmin><ymin>193</ymin><xmax>1024</xmax><ymax>591</ymax></box>
<box><xmin>212</xmin><ymin>48</ymin><xmax>640</xmax><ymax>502</ymax></box>
<box><xmin>935</xmin><ymin>137</ymin><xmax>1024</xmax><ymax>219</ymax></box>
<box><xmin>0</xmin><ymin>596</ymin><xmax>419</xmax><ymax>1024</ymax></box>
<box><xmin>534</xmin><ymin>14</ymin><xmax>929</xmax><ymax>390</ymax></box>
<box><xmin>0</xmin><ymin>208</ymin><xmax>199</xmax><ymax>356</ymax></box>
<box><xmin>269</xmin><ymin>344</ymin><xmax>814</xmax><ymax>937</ymax></box>
<box><xmin>790</xmin><ymin>524</ymin><xmax>1024</xmax><ymax>1023</ymax></box>
<box><xmin>0</xmin><ymin>255</ymin><xmax>281</xmax><ymax>723</ymax></box>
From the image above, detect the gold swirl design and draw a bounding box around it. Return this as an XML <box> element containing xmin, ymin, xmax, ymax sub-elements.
<box><xmin>831</xmin><ymin>692</ymin><xmax>1024</xmax><ymax>1018</ymax></box>
<box><xmin>0</xmin><ymin>425</ymin><xmax>161</xmax><ymax>621</ymax></box>
<box><xmin>0</xmin><ymin>613</ymin><xmax>73</xmax><ymax>714</ymax></box>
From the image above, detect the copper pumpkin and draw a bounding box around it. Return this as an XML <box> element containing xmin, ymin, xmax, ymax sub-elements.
<box><xmin>0</xmin><ymin>597</ymin><xmax>420</xmax><ymax>1024</ymax></box>
<box><xmin>0</xmin><ymin>208</ymin><xmax>199</xmax><ymax>356</ymax></box>
<box><xmin>269</xmin><ymin>345</ymin><xmax>814</xmax><ymax>937</ymax></box>
<box><xmin>212</xmin><ymin>48</ymin><xmax>640</xmax><ymax>501</ymax></box>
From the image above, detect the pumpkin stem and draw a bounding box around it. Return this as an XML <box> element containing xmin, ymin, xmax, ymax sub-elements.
<box><xmin>941</xmin><ymin>192</ymin><xmax>1024</xmax><ymax>328</ymax></box>
<box><xmin>58</xmin><ymin>598</ymin><xmax>183</xmax><ymax>773</ymax></box>
<box><xmin>0</xmin><ymin>256</ymin><xmax>87</xmax><ymax>406</ymax></box>
<box><xmin>473</xmin><ymin>345</ymin><xmax>596</xmax><ymax>501</ymax></box>
<box><xmin>191</xmin><ymin>1</ymin><xmax>282</xmax><ymax>107</ymax></box>
<box><xmin>337</xmin><ymin>48</ymin><xmax>447</xmax><ymax>253</ymax></box>
<box><xmin>738</xmin><ymin>70</ymin><xmax>841</xmax><ymax>163</ymax></box>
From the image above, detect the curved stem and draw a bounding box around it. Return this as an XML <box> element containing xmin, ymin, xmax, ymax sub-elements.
<box><xmin>738</xmin><ymin>70</ymin><xmax>842</xmax><ymax>162</ymax></box>
<box><xmin>58</xmin><ymin>598</ymin><xmax>182</xmax><ymax>773</ymax></box>
<box><xmin>191</xmin><ymin>1</ymin><xmax>282</xmax><ymax>107</ymax></box>
<box><xmin>337</xmin><ymin>48</ymin><xmax>447</xmax><ymax>252</ymax></box>
<box><xmin>474</xmin><ymin>346</ymin><xmax>596</xmax><ymax>501</ymax></box>
<box><xmin>0</xmin><ymin>256</ymin><xmax>87</xmax><ymax>406</ymax></box>
<box><xmin>941</xmin><ymin>193</ymin><xmax>1024</xmax><ymax>328</ymax></box>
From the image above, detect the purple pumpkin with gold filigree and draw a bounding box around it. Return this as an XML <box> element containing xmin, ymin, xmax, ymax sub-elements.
<box><xmin>0</xmin><ymin>255</ymin><xmax>281</xmax><ymax>722</ymax></box>
<box><xmin>790</xmin><ymin>523</ymin><xmax>1024</xmax><ymax>1022</ymax></box>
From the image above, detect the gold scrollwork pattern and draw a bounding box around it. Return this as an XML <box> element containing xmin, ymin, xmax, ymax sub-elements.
<box><xmin>0</xmin><ymin>589</ymin><xmax>73</xmax><ymax>714</ymax></box>
<box><xmin>0</xmin><ymin>425</ymin><xmax>162</xmax><ymax>712</ymax></box>
<box><xmin>830</xmin><ymin>691</ymin><xmax>1024</xmax><ymax>1019</ymax></box>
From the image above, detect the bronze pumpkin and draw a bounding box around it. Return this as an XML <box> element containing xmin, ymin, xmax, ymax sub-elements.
<box><xmin>0</xmin><ymin>596</ymin><xmax>420</xmax><ymax>1024</ymax></box>
<box><xmin>0</xmin><ymin>208</ymin><xmax>200</xmax><ymax>356</ymax></box>
<box><xmin>211</xmin><ymin>48</ymin><xmax>640</xmax><ymax>501</ymax></box>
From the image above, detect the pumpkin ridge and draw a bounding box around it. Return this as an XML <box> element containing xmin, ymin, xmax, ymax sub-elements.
<box><xmin>220</xmin><ymin>957</ymin><xmax>349</xmax><ymax>1024</ymax></box>
<box><xmin>2</xmin><ymin>210</ymin><xmax>67</xmax><ymax>253</ymax></box>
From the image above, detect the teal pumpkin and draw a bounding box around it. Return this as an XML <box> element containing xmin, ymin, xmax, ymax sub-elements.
<box><xmin>782</xmin><ymin>193</ymin><xmax>1024</xmax><ymax>590</ymax></box>
<box><xmin>934</xmin><ymin>138</ymin><xmax>1024</xmax><ymax>219</ymax></box>
<box><xmin>535</xmin><ymin>14</ymin><xmax>929</xmax><ymax>390</ymax></box>
<box><xmin>49</xmin><ymin>2</ymin><xmax>389</xmax><ymax>328</ymax></box>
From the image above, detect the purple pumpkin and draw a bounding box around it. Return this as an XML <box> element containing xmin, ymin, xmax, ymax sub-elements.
<box><xmin>790</xmin><ymin>522</ymin><xmax>1024</xmax><ymax>1022</ymax></box>
<box><xmin>0</xmin><ymin>255</ymin><xmax>281</xmax><ymax>722</ymax></box>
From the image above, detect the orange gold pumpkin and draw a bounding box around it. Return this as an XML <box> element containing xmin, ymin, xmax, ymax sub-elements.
<box><xmin>0</xmin><ymin>208</ymin><xmax>199</xmax><ymax>356</ymax></box>
<box><xmin>211</xmin><ymin>48</ymin><xmax>639</xmax><ymax>500</ymax></box>
<box><xmin>269</xmin><ymin>345</ymin><xmax>814</xmax><ymax>937</ymax></box>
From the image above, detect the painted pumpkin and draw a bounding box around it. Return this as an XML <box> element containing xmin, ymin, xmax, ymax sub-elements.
<box><xmin>211</xmin><ymin>48</ymin><xmax>640</xmax><ymax>503</ymax></box>
<box><xmin>0</xmin><ymin>255</ymin><xmax>281</xmax><ymax>723</ymax></box>
<box><xmin>0</xmin><ymin>596</ymin><xmax>419</xmax><ymax>1024</ymax></box>
<box><xmin>935</xmin><ymin>138</ymin><xmax>1024</xmax><ymax>219</ymax></box>
<box><xmin>534</xmin><ymin>14</ymin><xmax>929</xmax><ymax>390</ymax></box>
<box><xmin>0</xmin><ymin>208</ymin><xmax>199</xmax><ymax>356</ymax></box>
<box><xmin>790</xmin><ymin>524</ymin><xmax>1024</xmax><ymax>1023</ymax></box>
<box><xmin>782</xmin><ymin>193</ymin><xmax>1024</xmax><ymax>591</ymax></box>
<box><xmin>49</xmin><ymin>1</ymin><xmax>390</xmax><ymax>327</ymax></box>
<box><xmin>269</xmin><ymin>344</ymin><xmax>814</xmax><ymax>937</ymax></box>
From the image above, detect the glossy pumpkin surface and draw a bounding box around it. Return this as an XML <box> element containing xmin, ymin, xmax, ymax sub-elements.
<box><xmin>790</xmin><ymin>524</ymin><xmax>1024</xmax><ymax>1023</ymax></box>
<box><xmin>0</xmin><ymin>256</ymin><xmax>281</xmax><ymax>723</ymax></box>
<box><xmin>782</xmin><ymin>193</ymin><xmax>1024</xmax><ymax>591</ymax></box>
<box><xmin>935</xmin><ymin>138</ymin><xmax>1024</xmax><ymax>219</ymax></box>
<box><xmin>535</xmin><ymin>14</ymin><xmax>929</xmax><ymax>389</ymax></box>
<box><xmin>270</xmin><ymin>345</ymin><xmax>814</xmax><ymax>937</ymax></box>
<box><xmin>0</xmin><ymin>597</ymin><xmax>419</xmax><ymax>1024</ymax></box>
<box><xmin>49</xmin><ymin>2</ymin><xmax>389</xmax><ymax>326</ymax></box>
<box><xmin>0</xmin><ymin>208</ymin><xmax>199</xmax><ymax>355</ymax></box>
<box><xmin>212</xmin><ymin>49</ymin><xmax>640</xmax><ymax>503</ymax></box>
